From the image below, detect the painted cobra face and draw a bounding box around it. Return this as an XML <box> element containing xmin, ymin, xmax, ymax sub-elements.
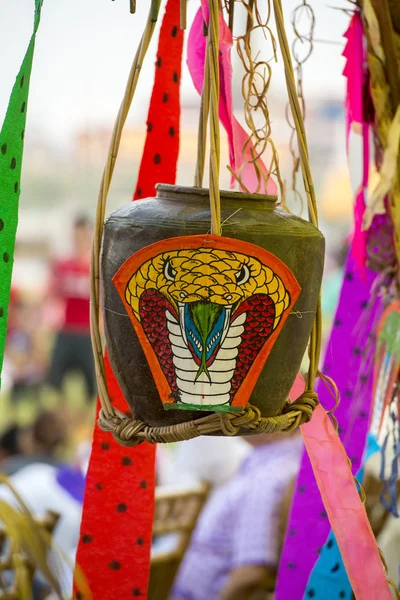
<box><xmin>123</xmin><ymin>247</ymin><xmax>291</xmax><ymax>410</ymax></box>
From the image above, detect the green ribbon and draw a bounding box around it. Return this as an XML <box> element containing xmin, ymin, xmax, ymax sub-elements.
<box><xmin>0</xmin><ymin>0</ymin><xmax>43</xmax><ymax>385</ymax></box>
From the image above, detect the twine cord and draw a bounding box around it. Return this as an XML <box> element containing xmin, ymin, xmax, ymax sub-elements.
<box><xmin>208</xmin><ymin>0</ymin><xmax>222</xmax><ymax>235</ymax></box>
<box><xmin>234</xmin><ymin>0</ymin><xmax>286</xmax><ymax>202</ymax></box>
<box><xmin>286</xmin><ymin>0</ymin><xmax>315</xmax><ymax>213</ymax></box>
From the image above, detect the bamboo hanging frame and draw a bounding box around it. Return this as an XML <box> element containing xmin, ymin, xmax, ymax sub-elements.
<box><xmin>89</xmin><ymin>1</ymin><xmax>400</xmax><ymax>594</ymax></box>
<box><xmin>91</xmin><ymin>0</ymin><xmax>323</xmax><ymax>446</ymax></box>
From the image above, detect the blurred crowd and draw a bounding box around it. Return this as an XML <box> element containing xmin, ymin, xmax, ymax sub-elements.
<box><xmin>3</xmin><ymin>216</ymin><xmax>94</xmax><ymax>410</ymax></box>
<box><xmin>0</xmin><ymin>215</ymin><xmax>94</xmax><ymax>597</ymax></box>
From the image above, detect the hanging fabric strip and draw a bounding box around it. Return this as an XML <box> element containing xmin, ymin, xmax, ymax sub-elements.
<box><xmin>134</xmin><ymin>0</ymin><xmax>184</xmax><ymax>200</ymax></box>
<box><xmin>76</xmin><ymin>1</ymin><xmax>184</xmax><ymax>598</ymax></box>
<box><xmin>300</xmin><ymin>406</ymin><xmax>392</xmax><ymax>600</ymax></box>
<box><xmin>0</xmin><ymin>0</ymin><xmax>44</xmax><ymax>383</ymax></box>
<box><xmin>275</xmin><ymin>253</ymin><xmax>381</xmax><ymax>599</ymax></box>
<box><xmin>343</xmin><ymin>12</ymin><xmax>374</xmax><ymax>273</ymax></box>
<box><xmin>187</xmin><ymin>4</ymin><xmax>277</xmax><ymax>195</ymax></box>
<box><xmin>303</xmin><ymin>433</ymin><xmax>381</xmax><ymax>599</ymax></box>
<box><xmin>75</xmin><ymin>355</ymin><xmax>156</xmax><ymax>600</ymax></box>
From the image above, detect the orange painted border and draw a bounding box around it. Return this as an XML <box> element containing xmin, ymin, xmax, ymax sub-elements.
<box><xmin>113</xmin><ymin>235</ymin><xmax>301</xmax><ymax>410</ymax></box>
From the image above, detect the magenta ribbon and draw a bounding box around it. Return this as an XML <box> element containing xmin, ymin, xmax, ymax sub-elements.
<box><xmin>187</xmin><ymin>4</ymin><xmax>277</xmax><ymax>195</ymax></box>
<box><xmin>343</xmin><ymin>13</ymin><xmax>372</xmax><ymax>273</ymax></box>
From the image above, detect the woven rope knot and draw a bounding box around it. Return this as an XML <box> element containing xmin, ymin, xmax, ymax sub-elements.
<box><xmin>97</xmin><ymin>408</ymin><xmax>124</xmax><ymax>432</ymax></box>
<box><xmin>97</xmin><ymin>392</ymin><xmax>319</xmax><ymax>445</ymax></box>
<box><xmin>114</xmin><ymin>418</ymin><xmax>146</xmax><ymax>447</ymax></box>
<box><xmin>98</xmin><ymin>408</ymin><xmax>146</xmax><ymax>447</ymax></box>
<box><xmin>219</xmin><ymin>405</ymin><xmax>262</xmax><ymax>436</ymax></box>
<box><xmin>280</xmin><ymin>390</ymin><xmax>318</xmax><ymax>431</ymax></box>
<box><xmin>283</xmin><ymin>390</ymin><xmax>318</xmax><ymax>419</ymax></box>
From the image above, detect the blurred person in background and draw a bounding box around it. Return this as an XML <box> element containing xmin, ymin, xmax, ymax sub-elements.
<box><xmin>0</xmin><ymin>409</ymin><xmax>67</xmax><ymax>476</ymax></box>
<box><xmin>171</xmin><ymin>430</ymin><xmax>303</xmax><ymax>600</ymax></box>
<box><xmin>157</xmin><ymin>436</ymin><xmax>250</xmax><ymax>490</ymax></box>
<box><xmin>0</xmin><ymin>440</ymin><xmax>88</xmax><ymax>600</ymax></box>
<box><xmin>154</xmin><ymin>437</ymin><xmax>250</xmax><ymax>556</ymax></box>
<box><xmin>47</xmin><ymin>216</ymin><xmax>95</xmax><ymax>404</ymax></box>
<box><xmin>3</xmin><ymin>290</ymin><xmax>47</xmax><ymax>405</ymax></box>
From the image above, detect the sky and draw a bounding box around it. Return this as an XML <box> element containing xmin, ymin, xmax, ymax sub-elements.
<box><xmin>0</xmin><ymin>0</ymin><xmax>350</xmax><ymax>145</ymax></box>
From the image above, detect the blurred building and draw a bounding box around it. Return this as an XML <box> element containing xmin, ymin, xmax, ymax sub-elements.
<box><xmin>13</xmin><ymin>94</ymin><xmax>351</xmax><ymax>295</ymax></box>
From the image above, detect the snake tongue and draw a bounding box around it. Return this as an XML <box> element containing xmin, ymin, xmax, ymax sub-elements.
<box><xmin>179</xmin><ymin>301</ymin><xmax>231</xmax><ymax>377</ymax></box>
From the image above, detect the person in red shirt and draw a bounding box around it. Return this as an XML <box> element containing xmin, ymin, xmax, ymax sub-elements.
<box><xmin>47</xmin><ymin>216</ymin><xmax>95</xmax><ymax>402</ymax></box>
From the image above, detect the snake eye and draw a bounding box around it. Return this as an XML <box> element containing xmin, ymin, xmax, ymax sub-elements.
<box><xmin>164</xmin><ymin>259</ymin><xmax>177</xmax><ymax>282</ymax></box>
<box><xmin>235</xmin><ymin>264</ymin><xmax>250</xmax><ymax>286</ymax></box>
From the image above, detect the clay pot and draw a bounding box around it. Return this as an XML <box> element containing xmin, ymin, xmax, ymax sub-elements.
<box><xmin>101</xmin><ymin>184</ymin><xmax>324</xmax><ymax>428</ymax></box>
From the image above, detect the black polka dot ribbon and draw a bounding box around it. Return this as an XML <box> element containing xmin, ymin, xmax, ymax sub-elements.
<box><xmin>0</xmin><ymin>0</ymin><xmax>44</xmax><ymax>381</ymax></box>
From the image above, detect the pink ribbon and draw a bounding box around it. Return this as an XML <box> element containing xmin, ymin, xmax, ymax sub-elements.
<box><xmin>301</xmin><ymin>405</ymin><xmax>392</xmax><ymax>599</ymax></box>
<box><xmin>187</xmin><ymin>4</ymin><xmax>277</xmax><ymax>196</ymax></box>
<box><xmin>288</xmin><ymin>374</ymin><xmax>392</xmax><ymax>599</ymax></box>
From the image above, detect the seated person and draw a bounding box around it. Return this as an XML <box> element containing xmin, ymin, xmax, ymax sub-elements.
<box><xmin>171</xmin><ymin>430</ymin><xmax>303</xmax><ymax>600</ymax></box>
<box><xmin>1</xmin><ymin>410</ymin><xmax>67</xmax><ymax>476</ymax></box>
<box><xmin>157</xmin><ymin>436</ymin><xmax>250</xmax><ymax>489</ymax></box>
<box><xmin>0</xmin><ymin>442</ymin><xmax>88</xmax><ymax>599</ymax></box>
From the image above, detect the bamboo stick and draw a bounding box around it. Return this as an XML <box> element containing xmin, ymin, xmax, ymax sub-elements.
<box><xmin>208</xmin><ymin>0</ymin><xmax>221</xmax><ymax>234</ymax></box>
<box><xmin>180</xmin><ymin>0</ymin><xmax>187</xmax><ymax>30</ymax></box>
<box><xmin>90</xmin><ymin>0</ymin><xmax>162</xmax><ymax>419</ymax></box>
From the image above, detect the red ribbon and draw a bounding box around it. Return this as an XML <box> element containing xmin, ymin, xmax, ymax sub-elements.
<box><xmin>134</xmin><ymin>0</ymin><xmax>183</xmax><ymax>201</ymax></box>
<box><xmin>75</xmin><ymin>356</ymin><xmax>156</xmax><ymax>600</ymax></box>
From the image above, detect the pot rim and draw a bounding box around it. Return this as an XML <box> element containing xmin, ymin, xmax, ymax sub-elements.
<box><xmin>156</xmin><ymin>183</ymin><xmax>277</xmax><ymax>204</ymax></box>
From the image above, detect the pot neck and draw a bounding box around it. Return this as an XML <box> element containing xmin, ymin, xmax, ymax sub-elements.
<box><xmin>155</xmin><ymin>184</ymin><xmax>277</xmax><ymax>207</ymax></box>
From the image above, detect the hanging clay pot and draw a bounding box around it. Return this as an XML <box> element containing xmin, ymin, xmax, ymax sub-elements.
<box><xmin>101</xmin><ymin>184</ymin><xmax>324</xmax><ymax>428</ymax></box>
